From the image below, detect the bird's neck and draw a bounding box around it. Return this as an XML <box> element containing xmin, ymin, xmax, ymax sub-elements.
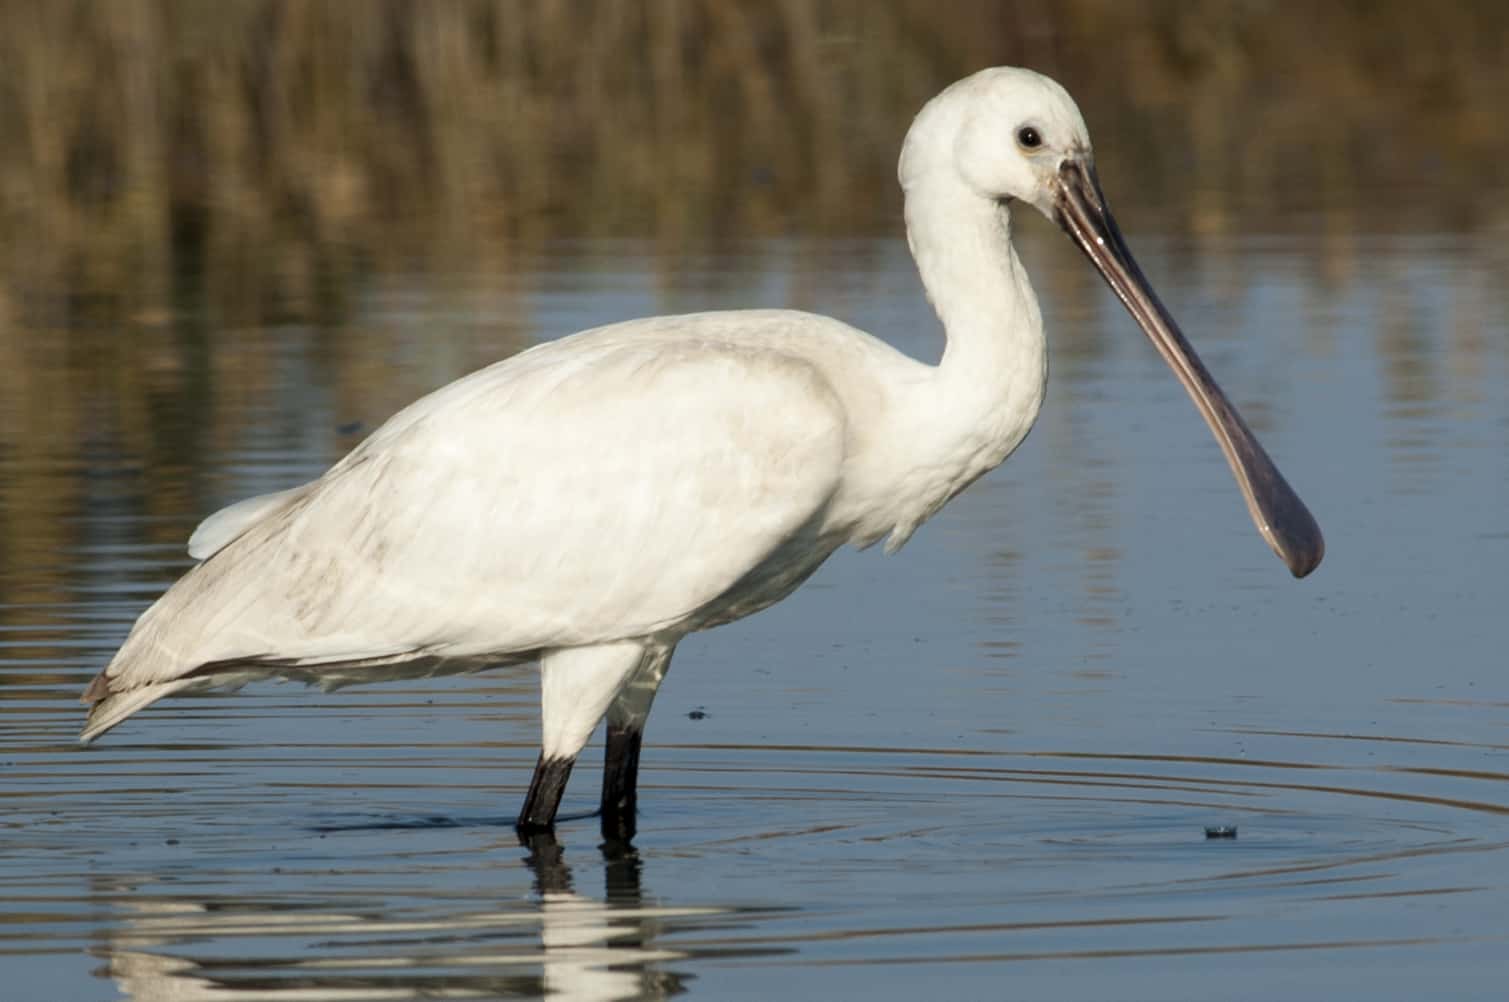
<box><xmin>906</xmin><ymin>184</ymin><xmax>1047</xmax><ymax>441</ymax></box>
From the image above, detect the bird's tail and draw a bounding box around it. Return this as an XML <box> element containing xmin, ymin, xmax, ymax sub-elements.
<box><xmin>78</xmin><ymin>674</ymin><xmax>196</xmax><ymax>745</ymax></box>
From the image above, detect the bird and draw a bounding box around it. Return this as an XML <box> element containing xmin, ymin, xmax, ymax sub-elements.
<box><xmin>79</xmin><ymin>67</ymin><xmax>1324</xmax><ymax>840</ymax></box>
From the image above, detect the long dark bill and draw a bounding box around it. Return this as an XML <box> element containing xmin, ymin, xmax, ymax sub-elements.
<box><xmin>1053</xmin><ymin>158</ymin><xmax>1324</xmax><ymax>578</ymax></box>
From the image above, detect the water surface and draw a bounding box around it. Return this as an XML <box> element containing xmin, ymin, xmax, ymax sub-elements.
<box><xmin>3</xmin><ymin>218</ymin><xmax>1508</xmax><ymax>1000</ymax></box>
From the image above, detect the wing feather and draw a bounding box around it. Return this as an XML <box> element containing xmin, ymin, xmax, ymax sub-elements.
<box><xmin>186</xmin><ymin>485</ymin><xmax>310</xmax><ymax>560</ymax></box>
<box><xmin>87</xmin><ymin>326</ymin><xmax>850</xmax><ymax>703</ymax></box>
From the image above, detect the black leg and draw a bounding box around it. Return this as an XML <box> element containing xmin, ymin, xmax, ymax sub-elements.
<box><xmin>600</xmin><ymin>723</ymin><xmax>643</xmax><ymax>842</ymax></box>
<box><xmin>518</xmin><ymin>753</ymin><xmax>575</xmax><ymax>833</ymax></box>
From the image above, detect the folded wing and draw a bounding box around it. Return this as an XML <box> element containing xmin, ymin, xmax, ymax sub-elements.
<box><xmin>81</xmin><ymin>329</ymin><xmax>850</xmax><ymax>739</ymax></box>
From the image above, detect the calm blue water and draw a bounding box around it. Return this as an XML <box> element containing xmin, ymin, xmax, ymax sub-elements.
<box><xmin>2</xmin><ymin>217</ymin><xmax>1508</xmax><ymax>1000</ymax></box>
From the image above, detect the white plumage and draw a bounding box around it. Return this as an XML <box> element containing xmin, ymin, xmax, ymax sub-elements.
<box><xmin>81</xmin><ymin>68</ymin><xmax>1320</xmax><ymax>837</ymax></box>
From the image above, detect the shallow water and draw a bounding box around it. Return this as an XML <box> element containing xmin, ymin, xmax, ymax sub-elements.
<box><xmin>3</xmin><ymin>215</ymin><xmax>1509</xmax><ymax>1000</ymax></box>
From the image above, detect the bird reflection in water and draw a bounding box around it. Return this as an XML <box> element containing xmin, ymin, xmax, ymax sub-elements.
<box><xmin>524</xmin><ymin>833</ymin><xmax>690</xmax><ymax>1001</ymax></box>
<box><xmin>91</xmin><ymin>835</ymin><xmax>708</xmax><ymax>1001</ymax></box>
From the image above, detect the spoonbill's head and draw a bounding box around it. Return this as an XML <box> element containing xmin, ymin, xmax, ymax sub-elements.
<box><xmin>901</xmin><ymin>66</ymin><xmax>1091</xmax><ymax>217</ymax></box>
<box><xmin>903</xmin><ymin>68</ymin><xmax>1325</xmax><ymax>579</ymax></box>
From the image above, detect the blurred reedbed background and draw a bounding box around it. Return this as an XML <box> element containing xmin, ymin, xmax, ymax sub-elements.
<box><xmin>4</xmin><ymin>1</ymin><xmax>1505</xmax><ymax>275</ymax></box>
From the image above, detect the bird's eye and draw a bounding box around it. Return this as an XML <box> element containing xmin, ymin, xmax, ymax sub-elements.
<box><xmin>1016</xmin><ymin>126</ymin><xmax>1042</xmax><ymax>150</ymax></box>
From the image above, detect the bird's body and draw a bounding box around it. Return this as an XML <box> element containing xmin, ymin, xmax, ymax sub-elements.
<box><xmin>85</xmin><ymin>302</ymin><xmax>1041</xmax><ymax>708</ymax></box>
<box><xmin>81</xmin><ymin>68</ymin><xmax>1322</xmax><ymax>838</ymax></box>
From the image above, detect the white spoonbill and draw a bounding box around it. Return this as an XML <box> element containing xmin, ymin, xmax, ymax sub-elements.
<box><xmin>80</xmin><ymin>67</ymin><xmax>1323</xmax><ymax>839</ymax></box>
